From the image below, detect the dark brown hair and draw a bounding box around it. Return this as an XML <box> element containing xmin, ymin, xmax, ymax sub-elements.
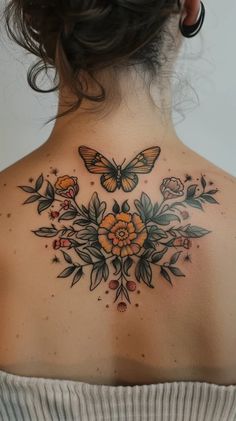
<box><xmin>3</xmin><ymin>0</ymin><xmax>181</xmax><ymax>123</ymax></box>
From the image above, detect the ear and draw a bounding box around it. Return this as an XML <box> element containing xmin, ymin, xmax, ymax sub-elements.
<box><xmin>181</xmin><ymin>0</ymin><xmax>201</xmax><ymax>26</ymax></box>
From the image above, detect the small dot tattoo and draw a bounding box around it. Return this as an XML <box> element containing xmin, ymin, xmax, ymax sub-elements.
<box><xmin>52</xmin><ymin>255</ymin><xmax>60</xmax><ymax>263</ymax></box>
<box><xmin>51</xmin><ymin>168</ymin><xmax>59</xmax><ymax>176</ymax></box>
<box><xmin>90</xmin><ymin>181</ymin><xmax>95</xmax><ymax>186</ymax></box>
<box><xmin>184</xmin><ymin>174</ymin><xmax>192</xmax><ymax>182</ymax></box>
<box><xmin>7</xmin><ymin>213</ymin><xmax>11</xmax><ymax>218</ymax></box>
<box><xmin>28</xmin><ymin>177</ymin><xmax>34</xmax><ymax>183</ymax></box>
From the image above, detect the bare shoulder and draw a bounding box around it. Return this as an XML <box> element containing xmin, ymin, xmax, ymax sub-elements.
<box><xmin>204</xmin><ymin>158</ymin><xmax>236</xmax><ymax>220</ymax></box>
<box><xmin>182</xmin><ymin>144</ymin><xmax>236</xmax><ymax>217</ymax></box>
<box><xmin>0</xmin><ymin>147</ymin><xmax>46</xmax><ymax>249</ymax></box>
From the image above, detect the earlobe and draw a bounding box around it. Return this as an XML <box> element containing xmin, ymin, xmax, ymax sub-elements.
<box><xmin>179</xmin><ymin>1</ymin><xmax>205</xmax><ymax>39</ymax></box>
<box><xmin>182</xmin><ymin>0</ymin><xmax>202</xmax><ymax>26</ymax></box>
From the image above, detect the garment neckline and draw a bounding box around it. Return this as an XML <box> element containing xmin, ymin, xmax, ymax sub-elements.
<box><xmin>0</xmin><ymin>368</ymin><xmax>235</xmax><ymax>389</ymax></box>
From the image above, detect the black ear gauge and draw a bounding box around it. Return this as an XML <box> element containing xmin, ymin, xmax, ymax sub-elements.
<box><xmin>179</xmin><ymin>1</ymin><xmax>205</xmax><ymax>38</ymax></box>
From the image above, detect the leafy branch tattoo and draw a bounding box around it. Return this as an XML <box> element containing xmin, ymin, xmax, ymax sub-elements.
<box><xmin>18</xmin><ymin>171</ymin><xmax>219</xmax><ymax>312</ymax></box>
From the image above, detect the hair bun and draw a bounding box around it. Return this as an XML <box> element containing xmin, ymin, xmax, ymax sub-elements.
<box><xmin>4</xmin><ymin>0</ymin><xmax>180</xmax><ymax>122</ymax></box>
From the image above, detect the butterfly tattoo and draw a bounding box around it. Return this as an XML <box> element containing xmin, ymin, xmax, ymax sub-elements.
<box><xmin>78</xmin><ymin>146</ymin><xmax>161</xmax><ymax>192</ymax></box>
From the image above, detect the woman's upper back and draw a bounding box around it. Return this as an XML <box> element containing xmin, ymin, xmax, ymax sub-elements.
<box><xmin>0</xmin><ymin>138</ymin><xmax>236</xmax><ymax>387</ymax></box>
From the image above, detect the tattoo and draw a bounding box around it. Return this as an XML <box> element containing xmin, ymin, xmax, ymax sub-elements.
<box><xmin>18</xmin><ymin>173</ymin><xmax>219</xmax><ymax>312</ymax></box>
<box><xmin>184</xmin><ymin>253</ymin><xmax>192</xmax><ymax>262</ymax></box>
<box><xmin>78</xmin><ymin>146</ymin><xmax>161</xmax><ymax>192</ymax></box>
<box><xmin>52</xmin><ymin>255</ymin><xmax>60</xmax><ymax>264</ymax></box>
<box><xmin>184</xmin><ymin>174</ymin><xmax>192</xmax><ymax>182</ymax></box>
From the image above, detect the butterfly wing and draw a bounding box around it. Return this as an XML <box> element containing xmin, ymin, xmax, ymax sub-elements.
<box><xmin>100</xmin><ymin>173</ymin><xmax>118</xmax><ymax>192</ymax></box>
<box><xmin>79</xmin><ymin>146</ymin><xmax>116</xmax><ymax>174</ymax></box>
<box><xmin>120</xmin><ymin>173</ymin><xmax>139</xmax><ymax>192</ymax></box>
<box><xmin>124</xmin><ymin>146</ymin><xmax>161</xmax><ymax>174</ymax></box>
<box><xmin>120</xmin><ymin>146</ymin><xmax>161</xmax><ymax>192</ymax></box>
<box><xmin>79</xmin><ymin>146</ymin><xmax>118</xmax><ymax>192</ymax></box>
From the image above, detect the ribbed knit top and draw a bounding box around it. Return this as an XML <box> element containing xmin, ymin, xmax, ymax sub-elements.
<box><xmin>1</xmin><ymin>369</ymin><xmax>236</xmax><ymax>421</ymax></box>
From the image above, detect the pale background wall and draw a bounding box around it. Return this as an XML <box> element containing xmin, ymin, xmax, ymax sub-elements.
<box><xmin>0</xmin><ymin>0</ymin><xmax>235</xmax><ymax>175</ymax></box>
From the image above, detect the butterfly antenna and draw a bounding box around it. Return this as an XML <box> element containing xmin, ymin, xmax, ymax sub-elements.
<box><xmin>121</xmin><ymin>158</ymin><xmax>126</xmax><ymax>168</ymax></box>
<box><xmin>112</xmin><ymin>158</ymin><xmax>117</xmax><ymax>167</ymax></box>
